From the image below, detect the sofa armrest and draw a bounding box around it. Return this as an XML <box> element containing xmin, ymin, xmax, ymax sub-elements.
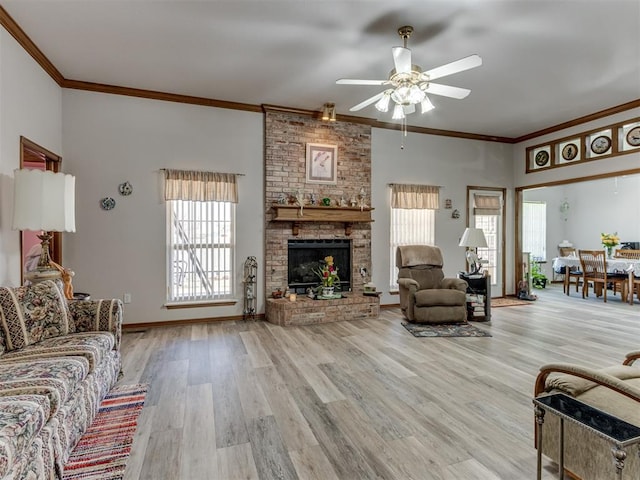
<box><xmin>397</xmin><ymin>278</ymin><xmax>419</xmax><ymax>321</ymax></box>
<box><xmin>535</xmin><ymin>363</ymin><xmax>640</xmax><ymax>403</ymax></box>
<box><xmin>441</xmin><ymin>277</ymin><xmax>468</xmax><ymax>292</ymax></box>
<box><xmin>68</xmin><ymin>299</ymin><xmax>123</xmax><ymax>351</ymax></box>
<box><xmin>624</xmin><ymin>351</ymin><xmax>640</xmax><ymax>366</ymax></box>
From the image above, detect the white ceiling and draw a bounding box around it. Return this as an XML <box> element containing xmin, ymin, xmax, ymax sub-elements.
<box><xmin>3</xmin><ymin>1</ymin><xmax>640</xmax><ymax>139</ymax></box>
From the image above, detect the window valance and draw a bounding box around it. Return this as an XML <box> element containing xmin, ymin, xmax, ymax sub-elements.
<box><xmin>390</xmin><ymin>184</ymin><xmax>440</xmax><ymax>209</ymax></box>
<box><xmin>473</xmin><ymin>194</ymin><xmax>501</xmax><ymax>215</ymax></box>
<box><xmin>163</xmin><ymin>169</ymin><xmax>238</xmax><ymax>203</ymax></box>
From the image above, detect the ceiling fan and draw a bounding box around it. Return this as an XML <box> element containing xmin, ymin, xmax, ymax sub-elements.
<box><xmin>337</xmin><ymin>26</ymin><xmax>482</xmax><ymax>120</ymax></box>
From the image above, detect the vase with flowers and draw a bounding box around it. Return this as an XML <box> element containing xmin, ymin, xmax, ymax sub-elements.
<box><xmin>601</xmin><ymin>232</ymin><xmax>620</xmax><ymax>258</ymax></box>
<box><xmin>313</xmin><ymin>255</ymin><xmax>341</xmax><ymax>297</ymax></box>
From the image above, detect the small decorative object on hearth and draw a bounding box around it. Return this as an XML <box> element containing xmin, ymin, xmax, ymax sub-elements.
<box><xmin>313</xmin><ymin>255</ymin><xmax>341</xmax><ymax>296</ymax></box>
<box><xmin>601</xmin><ymin>232</ymin><xmax>619</xmax><ymax>258</ymax></box>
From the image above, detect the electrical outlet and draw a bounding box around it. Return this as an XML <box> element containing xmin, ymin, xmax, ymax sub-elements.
<box><xmin>123</xmin><ymin>293</ymin><xmax>131</xmax><ymax>304</ymax></box>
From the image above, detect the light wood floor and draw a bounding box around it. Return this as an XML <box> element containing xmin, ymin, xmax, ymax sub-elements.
<box><xmin>118</xmin><ymin>284</ymin><xmax>639</xmax><ymax>479</ymax></box>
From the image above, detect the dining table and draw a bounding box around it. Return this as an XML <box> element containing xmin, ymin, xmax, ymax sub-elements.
<box><xmin>552</xmin><ymin>255</ymin><xmax>639</xmax><ymax>304</ymax></box>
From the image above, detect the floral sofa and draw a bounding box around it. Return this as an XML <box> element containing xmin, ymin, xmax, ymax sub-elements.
<box><xmin>0</xmin><ymin>280</ymin><xmax>122</xmax><ymax>480</ymax></box>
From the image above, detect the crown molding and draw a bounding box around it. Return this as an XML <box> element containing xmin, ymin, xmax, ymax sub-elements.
<box><xmin>0</xmin><ymin>5</ymin><xmax>64</xmax><ymax>85</ymax></box>
<box><xmin>62</xmin><ymin>79</ymin><xmax>263</xmax><ymax>113</ymax></box>
<box><xmin>513</xmin><ymin>99</ymin><xmax>640</xmax><ymax>143</ymax></box>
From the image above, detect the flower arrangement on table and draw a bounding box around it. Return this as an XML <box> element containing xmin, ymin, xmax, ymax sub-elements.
<box><xmin>313</xmin><ymin>255</ymin><xmax>341</xmax><ymax>292</ymax></box>
<box><xmin>601</xmin><ymin>232</ymin><xmax>620</xmax><ymax>257</ymax></box>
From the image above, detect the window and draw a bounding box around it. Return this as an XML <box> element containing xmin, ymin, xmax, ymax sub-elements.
<box><xmin>168</xmin><ymin>200</ymin><xmax>235</xmax><ymax>302</ymax></box>
<box><xmin>389</xmin><ymin>184</ymin><xmax>439</xmax><ymax>290</ymax></box>
<box><xmin>523</xmin><ymin>201</ymin><xmax>546</xmax><ymax>261</ymax></box>
<box><xmin>164</xmin><ymin>169</ymin><xmax>238</xmax><ymax>304</ymax></box>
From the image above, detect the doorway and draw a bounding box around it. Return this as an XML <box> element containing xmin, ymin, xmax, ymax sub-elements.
<box><xmin>467</xmin><ymin>186</ymin><xmax>506</xmax><ymax>297</ymax></box>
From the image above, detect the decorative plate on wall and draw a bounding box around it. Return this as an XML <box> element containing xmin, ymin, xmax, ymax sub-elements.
<box><xmin>590</xmin><ymin>135</ymin><xmax>611</xmax><ymax>154</ymax></box>
<box><xmin>626</xmin><ymin>126</ymin><xmax>640</xmax><ymax>147</ymax></box>
<box><xmin>100</xmin><ymin>197</ymin><xmax>116</xmax><ymax>210</ymax></box>
<box><xmin>561</xmin><ymin>143</ymin><xmax>578</xmax><ymax>161</ymax></box>
<box><xmin>534</xmin><ymin>150</ymin><xmax>550</xmax><ymax>167</ymax></box>
<box><xmin>118</xmin><ymin>181</ymin><xmax>133</xmax><ymax>196</ymax></box>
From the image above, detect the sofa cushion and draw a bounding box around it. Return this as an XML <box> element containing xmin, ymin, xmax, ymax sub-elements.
<box><xmin>545</xmin><ymin>364</ymin><xmax>640</xmax><ymax>397</ymax></box>
<box><xmin>0</xmin><ymin>357</ymin><xmax>89</xmax><ymax>420</ymax></box>
<box><xmin>414</xmin><ymin>288</ymin><xmax>466</xmax><ymax>307</ymax></box>
<box><xmin>0</xmin><ymin>394</ymin><xmax>51</xmax><ymax>479</ymax></box>
<box><xmin>0</xmin><ymin>332</ymin><xmax>115</xmax><ymax>373</ymax></box>
<box><xmin>0</xmin><ymin>280</ymin><xmax>74</xmax><ymax>352</ymax></box>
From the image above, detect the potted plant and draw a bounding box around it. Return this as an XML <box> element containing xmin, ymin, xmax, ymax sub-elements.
<box><xmin>531</xmin><ymin>258</ymin><xmax>548</xmax><ymax>289</ymax></box>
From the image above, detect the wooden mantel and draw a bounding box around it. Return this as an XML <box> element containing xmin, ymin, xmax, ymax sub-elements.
<box><xmin>271</xmin><ymin>203</ymin><xmax>374</xmax><ymax>235</ymax></box>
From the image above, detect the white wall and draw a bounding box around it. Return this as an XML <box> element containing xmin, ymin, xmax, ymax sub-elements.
<box><xmin>62</xmin><ymin>90</ymin><xmax>264</xmax><ymax>324</ymax></box>
<box><xmin>0</xmin><ymin>27</ymin><xmax>62</xmax><ymax>286</ymax></box>
<box><xmin>371</xmin><ymin>128</ymin><xmax>515</xmax><ymax>303</ymax></box>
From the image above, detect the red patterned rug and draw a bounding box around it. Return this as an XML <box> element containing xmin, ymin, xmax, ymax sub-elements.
<box><xmin>62</xmin><ymin>384</ymin><xmax>148</xmax><ymax>480</ymax></box>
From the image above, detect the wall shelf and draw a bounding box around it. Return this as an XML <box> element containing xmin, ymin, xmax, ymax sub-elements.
<box><xmin>271</xmin><ymin>203</ymin><xmax>374</xmax><ymax>235</ymax></box>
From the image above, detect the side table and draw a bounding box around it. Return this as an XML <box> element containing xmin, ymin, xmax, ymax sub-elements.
<box><xmin>533</xmin><ymin>393</ymin><xmax>640</xmax><ymax>480</ymax></box>
<box><xmin>458</xmin><ymin>272</ymin><xmax>491</xmax><ymax>321</ymax></box>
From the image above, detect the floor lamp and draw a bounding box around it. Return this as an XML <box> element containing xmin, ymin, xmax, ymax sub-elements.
<box><xmin>459</xmin><ymin>227</ymin><xmax>488</xmax><ymax>275</ymax></box>
<box><xmin>12</xmin><ymin>169</ymin><xmax>76</xmax><ymax>284</ymax></box>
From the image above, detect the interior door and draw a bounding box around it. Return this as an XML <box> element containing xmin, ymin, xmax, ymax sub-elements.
<box><xmin>467</xmin><ymin>187</ymin><xmax>506</xmax><ymax>297</ymax></box>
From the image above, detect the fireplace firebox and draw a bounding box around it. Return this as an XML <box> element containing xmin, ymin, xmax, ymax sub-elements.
<box><xmin>288</xmin><ymin>239</ymin><xmax>351</xmax><ymax>293</ymax></box>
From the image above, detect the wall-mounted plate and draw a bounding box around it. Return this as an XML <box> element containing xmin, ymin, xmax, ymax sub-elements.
<box><xmin>118</xmin><ymin>181</ymin><xmax>133</xmax><ymax>196</ymax></box>
<box><xmin>100</xmin><ymin>197</ymin><xmax>116</xmax><ymax>210</ymax></box>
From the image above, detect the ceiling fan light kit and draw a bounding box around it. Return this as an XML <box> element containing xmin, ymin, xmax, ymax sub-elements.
<box><xmin>337</xmin><ymin>25</ymin><xmax>482</xmax><ymax>122</ymax></box>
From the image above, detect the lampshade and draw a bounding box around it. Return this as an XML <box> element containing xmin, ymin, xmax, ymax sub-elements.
<box><xmin>459</xmin><ymin>227</ymin><xmax>487</xmax><ymax>248</ymax></box>
<box><xmin>12</xmin><ymin>169</ymin><xmax>76</xmax><ymax>233</ymax></box>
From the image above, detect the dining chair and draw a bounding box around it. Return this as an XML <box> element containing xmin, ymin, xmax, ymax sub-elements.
<box><xmin>578</xmin><ymin>249</ymin><xmax>628</xmax><ymax>302</ymax></box>
<box><xmin>630</xmin><ymin>274</ymin><xmax>640</xmax><ymax>305</ymax></box>
<box><xmin>614</xmin><ymin>249</ymin><xmax>640</xmax><ymax>259</ymax></box>
<box><xmin>557</xmin><ymin>247</ymin><xmax>581</xmax><ymax>295</ymax></box>
<box><xmin>613</xmin><ymin>249</ymin><xmax>640</xmax><ymax>301</ymax></box>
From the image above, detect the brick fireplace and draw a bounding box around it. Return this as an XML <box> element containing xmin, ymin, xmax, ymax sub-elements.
<box><xmin>264</xmin><ymin>108</ymin><xmax>377</xmax><ymax>324</ymax></box>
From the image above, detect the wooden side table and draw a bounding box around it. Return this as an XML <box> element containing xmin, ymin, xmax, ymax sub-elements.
<box><xmin>534</xmin><ymin>393</ymin><xmax>640</xmax><ymax>480</ymax></box>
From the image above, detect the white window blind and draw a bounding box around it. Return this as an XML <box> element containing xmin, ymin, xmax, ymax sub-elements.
<box><xmin>389</xmin><ymin>184</ymin><xmax>439</xmax><ymax>290</ymax></box>
<box><xmin>523</xmin><ymin>201</ymin><xmax>547</xmax><ymax>261</ymax></box>
<box><xmin>164</xmin><ymin>169</ymin><xmax>237</xmax><ymax>303</ymax></box>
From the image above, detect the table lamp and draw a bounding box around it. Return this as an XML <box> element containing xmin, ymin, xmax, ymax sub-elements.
<box><xmin>459</xmin><ymin>227</ymin><xmax>488</xmax><ymax>275</ymax></box>
<box><xmin>12</xmin><ymin>169</ymin><xmax>76</xmax><ymax>283</ymax></box>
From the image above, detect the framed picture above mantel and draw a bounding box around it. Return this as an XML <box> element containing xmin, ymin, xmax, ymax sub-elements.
<box><xmin>306</xmin><ymin>143</ymin><xmax>337</xmax><ymax>184</ymax></box>
<box><xmin>525</xmin><ymin>117</ymin><xmax>640</xmax><ymax>173</ymax></box>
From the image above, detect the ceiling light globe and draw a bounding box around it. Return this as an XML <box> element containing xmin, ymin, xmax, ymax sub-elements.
<box><xmin>392</xmin><ymin>104</ymin><xmax>405</xmax><ymax>120</ymax></box>
<box><xmin>374</xmin><ymin>94</ymin><xmax>391</xmax><ymax>113</ymax></box>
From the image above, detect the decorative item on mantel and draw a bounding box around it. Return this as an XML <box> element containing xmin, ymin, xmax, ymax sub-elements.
<box><xmin>358</xmin><ymin>187</ymin><xmax>368</xmax><ymax>211</ymax></box>
<box><xmin>601</xmin><ymin>232</ymin><xmax>620</xmax><ymax>258</ymax></box>
<box><xmin>295</xmin><ymin>189</ymin><xmax>304</xmax><ymax>216</ymax></box>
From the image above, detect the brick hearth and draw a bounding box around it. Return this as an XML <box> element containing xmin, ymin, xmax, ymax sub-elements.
<box><xmin>266</xmin><ymin>294</ymin><xmax>380</xmax><ymax>326</ymax></box>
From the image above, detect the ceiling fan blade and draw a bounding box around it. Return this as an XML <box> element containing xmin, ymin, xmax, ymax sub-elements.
<box><xmin>349</xmin><ymin>91</ymin><xmax>386</xmax><ymax>112</ymax></box>
<box><xmin>423</xmin><ymin>54</ymin><xmax>482</xmax><ymax>81</ymax></box>
<box><xmin>423</xmin><ymin>82</ymin><xmax>471</xmax><ymax>99</ymax></box>
<box><xmin>336</xmin><ymin>78</ymin><xmax>388</xmax><ymax>86</ymax></box>
<box><xmin>392</xmin><ymin>46</ymin><xmax>412</xmax><ymax>74</ymax></box>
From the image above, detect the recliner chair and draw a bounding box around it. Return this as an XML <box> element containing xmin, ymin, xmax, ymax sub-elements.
<box><xmin>396</xmin><ymin>245</ymin><xmax>468</xmax><ymax>323</ymax></box>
